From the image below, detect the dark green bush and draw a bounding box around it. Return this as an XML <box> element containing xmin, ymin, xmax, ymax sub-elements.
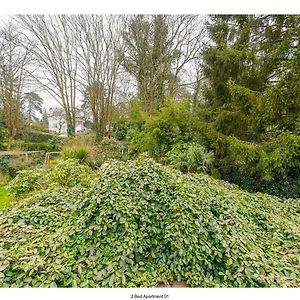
<box><xmin>227</xmin><ymin>133</ymin><xmax>300</xmax><ymax>181</ymax></box>
<box><xmin>128</xmin><ymin>98</ymin><xmax>195</xmax><ymax>157</ymax></box>
<box><xmin>1</xmin><ymin>159</ymin><xmax>300</xmax><ymax>287</ymax></box>
<box><xmin>48</xmin><ymin>135</ymin><xmax>64</xmax><ymax>151</ymax></box>
<box><xmin>112</xmin><ymin>118</ymin><xmax>131</xmax><ymax>141</ymax></box>
<box><xmin>0</xmin><ymin>157</ymin><xmax>16</xmax><ymax>178</ymax></box>
<box><xmin>223</xmin><ymin>169</ymin><xmax>300</xmax><ymax>199</ymax></box>
<box><xmin>7</xmin><ymin>168</ymin><xmax>47</xmax><ymax>196</ymax></box>
<box><xmin>94</xmin><ymin>138</ymin><xmax>128</xmax><ymax>164</ymax></box>
<box><xmin>24</xmin><ymin>130</ymin><xmax>55</xmax><ymax>143</ymax></box>
<box><xmin>167</xmin><ymin>142</ymin><xmax>214</xmax><ymax>173</ymax></box>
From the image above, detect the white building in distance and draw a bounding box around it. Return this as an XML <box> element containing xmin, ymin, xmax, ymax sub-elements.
<box><xmin>48</xmin><ymin>107</ymin><xmax>89</xmax><ymax>136</ymax></box>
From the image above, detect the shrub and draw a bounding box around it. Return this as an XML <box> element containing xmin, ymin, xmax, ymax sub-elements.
<box><xmin>227</xmin><ymin>133</ymin><xmax>300</xmax><ymax>181</ymax></box>
<box><xmin>62</xmin><ymin>147</ymin><xmax>89</xmax><ymax>163</ymax></box>
<box><xmin>11</xmin><ymin>140</ymin><xmax>49</xmax><ymax>151</ymax></box>
<box><xmin>62</xmin><ymin>133</ymin><xmax>99</xmax><ymax>164</ymax></box>
<box><xmin>7</xmin><ymin>168</ymin><xmax>47</xmax><ymax>196</ymax></box>
<box><xmin>112</xmin><ymin>117</ymin><xmax>131</xmax><ymax>141</ymax></box>
<box><xmin>48</xmin><ymin>135</ymin><xmax>64</xmax><ymax>151</ymax></box>
<box><xmin>49</xmin><ymin>159</ymin><xmax>91</xmax><ymax>187</ymax></box>
<box><xmin>1</xmin><ymin>159</ymin><xmax>300</xmax><ymax>287</ymax></box>
<box><xmin>128</xmin><ymin>98</ymin><xmax>195</xmax><ymax>157</ymax></box>
<box><xmin>7</xmin><ymin>159</ymin><xmax>92</xmax><ymax>196</ymax></box>
<box><xmin>96</xmin><ymin>137</ymin><xmax>128</xmax><ymax>163</ymax></box>
<box><xmin>167</xmin><ymin>142</ymin><xmax>214</xmax><ymax>173</ymax></box>
<box><xmin>24</xmin><ymin>130</ymin><xmax>55</xmax><ymax>143</ymax></box>
<box><xmin>0</xmin><ymin>157</ymin><xmax>16</xmax><ymax>178</ymax></box>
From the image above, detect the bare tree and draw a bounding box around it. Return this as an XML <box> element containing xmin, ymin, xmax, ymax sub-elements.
<box><xmin>48</xmin><ymin>107</ymin><xmax>66</xmax><ymax>135</ymax></box>
<box><xmin>70</xmin><ymin>15</ymin><xmax>124</xmax><ymax>141</ymax></box>
<box><xmin>16</xmin><ymin>15</ymin><xmax>78</xmax><ymax>136</ymax></box>
<box><xmin>0</xmin><ymin>23</ymin><xmax>31</xmax><ymax>148</ymax></box>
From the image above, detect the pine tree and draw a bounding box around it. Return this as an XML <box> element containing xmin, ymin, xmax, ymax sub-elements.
<box><xmin>22</xmin><ymin>92</ymin><xmax>43</xmax><ymax>123</ymax></box>
<box><xmin>202</xmin><ymin>15</ymin><xmax>300</xmax><ymax>140</ymax></box>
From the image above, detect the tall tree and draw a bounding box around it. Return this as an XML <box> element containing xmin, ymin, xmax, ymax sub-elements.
<box><xmin>41</xmin><ymin>108</ymin><xmax>49</xmax><ymax>128</ymax></box>
<box><xmin>119</xmin><ymin>15</ymin><xmax>205</xmax><ymax>113</ymax></box>
<box><xmin>22</xmin><ymin>91</ymin><xmax>43</xmax><ymax>123</ymax></box>
<box><xmin>17</xmin><ymin>15</ymin><xmax>78</xmax><ymax>136</ymax></box>
<box><xmin>72</xmin><ymin>15</ymin><xmax>123</xmax><ymax>141</ymax></box>
<box><xmin>0</xmin><ymin>109</ymin><xmax>6</xmax><ymax>149</ymax></box>
<box><xmin>0</xmin><ymin>23</ymin><xmax>31</xmax><ymax>148</ymax></box>
<box><xmin>202</xmin><ymin>15</ymin><xmax>300</xmax><ymax>140</ymax></box>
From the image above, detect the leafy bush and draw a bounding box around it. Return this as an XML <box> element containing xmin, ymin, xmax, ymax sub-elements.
<box><xmin>128</xmin><ymin>98</ymin><xmax>195</xmax><ymax>157</ymax></box>
<box><xmin>10</xmin><ymin>134</ymin><xmax>63</xmax><ymax>152</ymax></box>
<box><xmin>11</xmin><ymin>140</ymin><xmax>49</xmax><ymax>151</ymax></box>
<box><xmin>62</xmin><ymin>147</ymin><xmax>89</xmax><ymax>163</ymax></box>
<box><xmin>167</xmin><ymin>142</ymin><xmax>214</xmax><ymax>173</ymax></box>
<box><xmin>227</xmin><ymin>133</ymin><xmax>300</xmax><ymax>181</ymax></box>
<box><xmin>0</xmin><ymin>157</ymin><xmax>16</xmax><ymax>178</ymax></box>
<box><xmin>223</xmin><ymin>169</ymin><xmax>300</xmax><ymax>199</ymax></box>
<box><xmin>192</xmin><ymin>127</ymin><xmax>300</xmax><ymax>197</ymax></box>
<box><xmin>7</xmin><ymin>168</ymin><xmax>47</xmax><ymax>196</ymax></box>
<box><xmin>95</xmin><ymin>138</ymin><xmax>128</xmax><ymax>164</ymax></box>
<box><xmin>62</xmin><ymin>133</ymin><xmax>99</xmax><ymax>165</ymax></box>
<box><xmin>47</xmin><ymin>135</ymin><xmax>64</xmax><ymax>151</ymax></box>
<box><xmin>1</xmin><ymin>158</ymin><xmax>300</xmax><ymax>287</ymax></box>
<box><xmin>7</xmin><ymin>159</ymin><xmax>92</xmax><ymax>196</ymax></box>
<box><xmin>24</xmin><ymin>130</ymin><xmax>55</xmax><ymax>143</ymax></box>
<box><xmin>112</xmin><ymin>117</ymin><xmax>131</xmax><ymax>141</ymax></box>
<box><xmin>49</xmin><ymin>159</ymin><xmax>92</xmax><ymax>187</ymax></box>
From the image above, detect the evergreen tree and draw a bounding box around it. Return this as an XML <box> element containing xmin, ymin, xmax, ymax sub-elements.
<box><xmin>22</xmin><ymin>92</ymin><xmax>43</xmax><ymax>123</ymax></box>
<box><xmin>41</xmin><ymin>108</ymin><xmax>49</xmax><ymax>128</ymax></box>
<box><xmin>202</xmin><ymin>15</ymin><xmax>300</xmax><ymax>140</ymax></box>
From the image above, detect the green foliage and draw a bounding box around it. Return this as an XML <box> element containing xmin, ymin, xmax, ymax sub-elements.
<box><xmin>96</xmin><ymin>138</ymin><xmax>128</xmax><ymax>163</ymax></box>
<box><xmin>188</xmin><ymin>123</ymin><xmax>300</xmax><ymax>197</ymax></box>
<box><xmin>49</xmin><ymin>159</ymin><xmax>92</xmax><ymax>188</ymax></box>
<box><xmin>22</xmin><ymin>92</ymin><xmax>43</xmax><ymax>122</ymax></box>
<box><xmin>112</xmin><ymin>117</ymin><xmax>131</xmax><ymax>141</ymax></box>
<box><xmin>227</xmin><ymin>133</ymin><xmax>300</xmax><ymax>181</ymax></box>
<box><xmin>129</xmin><ymin>98</ymin><xmax>195</xmax><ymax>157</ymax></box>
<box><xmin>7</xmin><ymin>160</ymin><xmax>92</xmax><ymax>196</ymax></box>
<box><xmin>167</xmin><ymin>142</ymin><xmax>214</xmax><ymax>173</ymax></box>
<box><xmin>7</xmin><ymin>168</ymin><xmax>47</xmax><ymax>196</ymax></box>
<box><xmin>202</xmin><ymin>15</ymin><xmax>300</xmax><ymax>142</ymax></box>
<box><xmin>10</xmin><ymin>130</ymin><xmax>62</xmax><ymax>152</ymax></box>
<box><xmin>223</xmin><ymin>169</ymin><xmax>300</xmax><ymax>199</ymax></box>
<box><xmin>62</xmin><ymin>147</ymin><xmax>89</xmax><ymax>163</ymax></box>
<box><xmin>11</xmin><ymin>140</ymin><xmax>49</xmax><ymax>151</ymax></box>
<box><xmin>1</xmin><ymin>158</ymin><xmax>300</xmax><ymax>287</ymax></box>
<box><xmin>24</xmin><ymin>130</ymin><xmax>56</xmax><ymax>143</ymax></box>
<box><xmin>0</xmin><ymin>157</ymin><xmax>16</xmax><ymax>178</ymax></box>
<box><xmin>47</xmin><ymin>135</ymin><xmax>63</xmax><ymax>151</ymax></box>
<box><xmin>0</xmin><ymin>187</ymin><xmax>12</xmax><ymax>208</ymax></box>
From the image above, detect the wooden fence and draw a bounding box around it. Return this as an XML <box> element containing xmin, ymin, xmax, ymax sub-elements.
<box><xmin>0</xmin><ymin>151</ymin><xmax>62</xmax><ymax>164</ymax></box>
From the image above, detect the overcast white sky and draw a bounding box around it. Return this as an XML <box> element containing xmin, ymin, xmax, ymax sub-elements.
<box><xmin>1</xmin><ymin>0</ymin><xmax>299</xmax><ymax>14</ymax></box>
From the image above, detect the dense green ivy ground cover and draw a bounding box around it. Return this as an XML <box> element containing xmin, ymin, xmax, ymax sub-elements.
<box><xmin>0</xmin><ymin>159</ymin><xmax>300</xmax><ymax>287</ymax></box>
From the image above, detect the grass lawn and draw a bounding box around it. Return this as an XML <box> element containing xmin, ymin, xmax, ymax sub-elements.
<box><xmin>0</xmin><ymin>186</ymin><xmax>12</xmax><ymax>208</ymax></box>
